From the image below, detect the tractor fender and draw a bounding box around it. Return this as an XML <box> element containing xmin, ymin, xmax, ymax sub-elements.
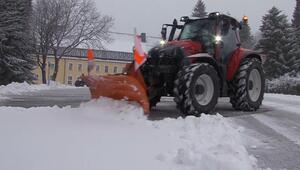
<box><xmin>227</xmin><ymin>48</ymin><xmax>262</xmax><ymax>81</ymax></box>
<box><xmin>183</xmin><ymin>53</ymin><xmax>224</xmax><ymax>84</ymax></box>
<box><xmin>185</xmin><ymin>53</ymin><xmax>220</xmax><ymax>73</ymax></box>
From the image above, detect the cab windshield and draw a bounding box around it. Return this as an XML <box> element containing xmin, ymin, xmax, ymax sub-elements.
<box><xmin>179</xmin><ymin>19</ymin><xmax>215</xmax><ymax>40</ymax></box>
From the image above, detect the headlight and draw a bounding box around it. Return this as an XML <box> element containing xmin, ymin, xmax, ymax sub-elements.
<box><xmin>215</xmin><ymin>36</ymin><xmax>222</xmax><ymax>43</ymax></box>
<box><xmin>160</xmin><ymin>40</ymin><xmax>166</xmax><ymax>46</ymax></box>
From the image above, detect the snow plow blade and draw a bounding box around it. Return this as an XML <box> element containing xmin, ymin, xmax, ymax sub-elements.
<box><xmin>82</xmin><ymin>68</ymin><xmax>150</xmax><ymax>114</ymax></box>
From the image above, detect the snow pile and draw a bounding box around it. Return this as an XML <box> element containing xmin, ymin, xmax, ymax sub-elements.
<box><xmin>266</xmin><ymin>73</ymin><xmax>300</xmax><ymax>95</ymax></box>
<box><xmin>0</xmin><ymin>98</ymin><xmax>258</xmax><ymax>170</ymax></box>
<box><xmin>0</xmin><ymin>82</ymin><xmax>77</xmax><ymax>96</ymax></box>
<box><xmin>159</xmin><ymin>115</ymin><xmax>258</xmax><ymax>170</ymax></box>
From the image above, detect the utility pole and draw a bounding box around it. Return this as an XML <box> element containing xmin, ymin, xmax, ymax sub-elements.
<box><xmin>47</xmin><ymin>61</ymin><xmax>51</xmax><ymax>85</ymax></box>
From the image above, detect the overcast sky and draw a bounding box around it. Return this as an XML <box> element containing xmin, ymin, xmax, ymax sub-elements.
<box><xmin>96</xmin><ymin>0</ymin><xmax>296</xmax><ymax>37</ymax></box>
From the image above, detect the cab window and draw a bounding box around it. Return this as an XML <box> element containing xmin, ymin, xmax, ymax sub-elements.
<box><xmin>220</xmin><ymin>19</ymin><xmax>239</xmax><ymax>62</ymax></box>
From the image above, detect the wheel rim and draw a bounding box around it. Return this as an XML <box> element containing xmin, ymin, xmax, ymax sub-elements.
<box><xmin>194</xmin><ymin>74</ymin><xmax>214</xmax><ymax>106</ymax></box>
<box><xmin>248</xmin><ymin>69</ymin><xmax>262</xmax><ymax>102</ymax></box>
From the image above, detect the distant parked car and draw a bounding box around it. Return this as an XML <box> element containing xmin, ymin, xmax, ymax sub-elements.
<box><xmin>75</xmin><ymin>77</ymin><xmax>86</xmax><ymax>87</ymax></box>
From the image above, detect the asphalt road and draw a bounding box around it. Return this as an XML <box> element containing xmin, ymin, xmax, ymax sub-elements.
<box><xmin>1</xmin><ymin>88</ymin><xmax>300</xmax><ymax>170</ymax></box>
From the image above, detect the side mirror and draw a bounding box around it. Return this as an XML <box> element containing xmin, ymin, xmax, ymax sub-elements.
<box><xmin>161</xmin><ymin>25</ymin><xmax>167</xmax><ymax>40</ymax></box>
<box><xmin>239</xmin><ymin>22</ymin><xmax>243</xmax><ymax>29</ymax></box>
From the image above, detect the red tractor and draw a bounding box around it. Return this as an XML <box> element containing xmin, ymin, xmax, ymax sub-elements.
<box><xmin>140</xmin><ymin>12</ymin><xmax>265</xmax><ymax>115</ymax></box>
<box><xmin>84</xmin><ymin>12</ymin><xmax>265</xmax><ymax>116</ymax></box>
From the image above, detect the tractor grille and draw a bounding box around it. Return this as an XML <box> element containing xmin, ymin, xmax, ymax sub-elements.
<box><xmin>146</xmin><ymin>53</ymin><xmax>179</xmax><ymax>66</ymax></box>
<box><xmin>158</xmin><ymin>56</ymin><xmax>178</xmax><ymax>65</ymax></box>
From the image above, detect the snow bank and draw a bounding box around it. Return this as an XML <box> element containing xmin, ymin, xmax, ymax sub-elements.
<box><xmin>0</xmin><ymin>82</ymin><xmax>77</xmax><ymax>96</ymax></box>
<box><xmin>0</xmin><ymin>98</ymin><xmax>258</xmax><ymax>170</ymax></box>
<box><xmin>266</xmin><ymin>73</ymin><xmax>300</xmax><ymax>95</ymax></box>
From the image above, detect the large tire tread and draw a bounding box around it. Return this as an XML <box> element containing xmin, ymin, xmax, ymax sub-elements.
<box><xmin>229</xmin><ymin>58</ymin><xmax>265</xmax><ymax>111</ymax></box>
<box><xmin>174</xmin><ymin>63</ymin><xmax>219</xmax><ymax>116</ymax></box>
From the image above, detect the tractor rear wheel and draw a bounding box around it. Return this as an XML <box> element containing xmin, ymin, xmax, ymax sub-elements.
<box><xmin>174</xmin><ymin>63</ymin><xmax>220</xmax><ymax>116</ymax></box>
<box><xmin>229</xmin><ymin>58</ymin><xmax>265</xmax><ymax>111</ymax></box>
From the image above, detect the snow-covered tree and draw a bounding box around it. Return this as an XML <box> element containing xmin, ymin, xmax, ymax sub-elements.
<box><xmin>293</xmin><ymin>0</ymin><xmax>300</xmax><ymax>27</ymax></box>
<box><xmin>240</xmin><ymin>22</ymin><xmax>255</xmax><ymax>49</ymax></box>
<box><xmin>192</xmin><ymin>0</ymin><xmax>207</xmax><ymax>18</ymax></box>
<box><xmin>256</xmin><ymin>7</ymin><xmax>297</xmax><ymax>79</ymax></box>
<box><xmin>0</xmin><ymin>0</ymin><xmax>35</xmax><ymax>85</ymax></box>
<box><xmin>284</xmin><ymin>27</ymin><xmax>300</xmax><ymax>73</ymax></box>
<box><xmin>292</xmin><ymin>0</ymin><xmax>300</xmax><ymax>58</ymax></box>
<box><xmin>293</xmin><ymin>27</ymin><xmax>300</xmax><ymax>68</ymax></box>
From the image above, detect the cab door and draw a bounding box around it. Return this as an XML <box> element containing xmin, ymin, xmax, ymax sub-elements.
<box><xmin>219</xmin><ymin>19</ymin><xmax>240</xmax><ymax>64</ymax></box>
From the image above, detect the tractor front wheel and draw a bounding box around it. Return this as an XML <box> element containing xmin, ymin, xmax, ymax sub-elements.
<box><xmin>174</xmin><ymin>63</ymin><xmax>220</xmax><ymax>116</ymax></box>
<box><xmin>229</xmin><ymin>58</ymin><xmax>265</xmax><ymax>111</ymax></box>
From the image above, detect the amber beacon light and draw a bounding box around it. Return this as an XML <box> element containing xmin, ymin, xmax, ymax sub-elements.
<box><xmin>243</xmin><ymin>16</ymin><xmax>249</xmax><ymax>23</ymax></box>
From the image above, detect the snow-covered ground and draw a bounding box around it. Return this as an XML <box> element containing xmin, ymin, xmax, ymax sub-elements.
<box><xmin>264</xmin><ymin>93</ymin><xmax>300</xmax><ymax>114</ymax></box>
<box><xmin>4</xmin><ymin>82</ymin><xmax>300</xmax><ymax>169</ymax></box>
<box><xmin>0</xmin><ymin>82</ymin><xmax>77</xmax><ymax>97</ymax></box>
<box><xmin>0</xmin><ymin>97</ymin><xmax>258</xmax><ymax>170</ymax></box>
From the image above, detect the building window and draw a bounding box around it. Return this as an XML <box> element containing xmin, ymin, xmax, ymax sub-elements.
<box><xmin>105</xmin><ymin>66</ymin><xmax>109</xmax><ymax>73</ymax></box>
<box><xmin>68</xmin><ymin>63</ymin><xmax>73</xmax><ymax>71</ymax></box>
<box><xmin>34</xmin><ymin>74</ymin><xmax>39</xmax><ymax>81</ymax></box>
<box><xmin>114</xmin><ymin>66</ymin><xmax>118</xmax><ymax>73</ymax></box>
<box><xmin>67</xmin><ymin>76</ymin><xmax>72</xmax><ymax>85</ymax></box>
<box><xmin>78</xmin><ymin>64</ymin><xmax>82</xmax><ymax>72</ymax></box>
<box><xmin>96</xmin><ymin>65</ymin><xmax>100</xmax><ymax>72</ymax></box>
<box><xmin>49</xmin><ymin>63</ymin><xmax>55</xmax><ymax>70</ymax></box>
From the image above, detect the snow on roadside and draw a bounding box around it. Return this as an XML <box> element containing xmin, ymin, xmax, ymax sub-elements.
<box><xmin>0</xmin><ymin>82</ymin><xmax>78</xmax><ymax>96</ymax></box>
<box><xmin>0</xmin><ymin>97</ymin><xmax>258</xmax><ymax>170</ymax></box>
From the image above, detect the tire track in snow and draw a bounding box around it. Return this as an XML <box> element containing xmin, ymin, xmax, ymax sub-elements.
<box><xmin>233</xmin><ymin>115</ymin><xmax>300</xmax><ymax>170</ymax></box>
<box><xmin>232</xmin><ymin>94</ymin><xmax>300</xmax><ymax>170</ymax></box>
<box><xmin>261</xmin><ymin>94</ymin><xmax>300</xmax><ymax>146</ymax></box>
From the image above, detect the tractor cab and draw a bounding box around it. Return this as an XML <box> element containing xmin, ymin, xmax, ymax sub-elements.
<box><xmin>83</xmin><ymin>11</ymin><xmax>264</xmax><ymax>116</ymax></box>
<box><xmin>142</xmin><ymin>12</ymin><xmax>264</xmax><ymax>115</ymax></box>
<box><xmin>161</xmin><ymin>12</ymin><xmax>243</xmax><ymax>63</ymax></box>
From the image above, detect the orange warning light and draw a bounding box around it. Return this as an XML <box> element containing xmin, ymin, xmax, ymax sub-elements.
<box><xmin>243</xmin><ymin>16</ymin><xmax>249</xmax><ymax>23</ymax></box>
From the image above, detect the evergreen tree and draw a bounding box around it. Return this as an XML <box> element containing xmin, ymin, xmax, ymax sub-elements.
<box><xmin>292</xmin><ymin>0</ymin><xmax>300</xmax><ymax>64</ymax></box>
<box><xmin>256</xmin><ymin>7</ymin><xmax>295</xmax><ymax>79</ymax></box>
<box><xmin>0</xmin><ymin>0</ymin><xmax>35</xmax><ymax>85</ymax></box>
<box><xmin>240</xmin><ymin>22</ymin><xmax>255</xmax><ymax>49</ymax></box>
<box><xmin>293</xmin><ymin>0</ymin><xmax>300</xmax><ymax>27</ymax></box>
<box><xmin>192</xmin><ymin>0</ymin><xmax>207</xmax><ymax>18</ymax></box>
<box><xmin>284</xmin><ymin>27</ymin><xmax>300</xmax><ymax>73</ymax></box>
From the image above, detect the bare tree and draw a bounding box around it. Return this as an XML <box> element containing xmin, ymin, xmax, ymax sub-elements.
<box><xmin>32</xmin><ymin>0</ymin><xmax>60</xmax><ymax>84</ymax></box>
<box><xmin>32</xmin><ymin>0</ymin><xmax>113</xmax><ymax>83</ymax></box>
